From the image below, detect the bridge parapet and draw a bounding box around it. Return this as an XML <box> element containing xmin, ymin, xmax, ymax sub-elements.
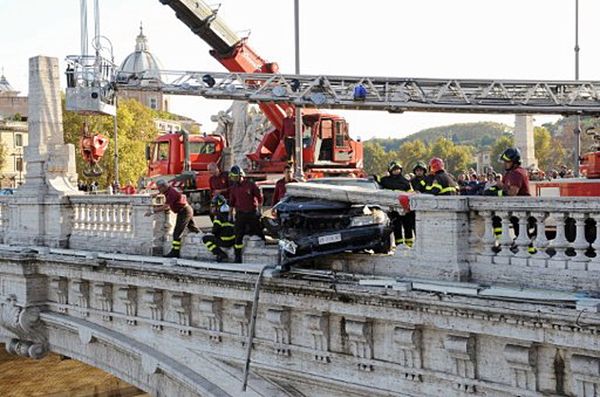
<box><xmin>69</xmin><ymin>194</ymin><xmax>166</xmax><ymax>256</ymax></box>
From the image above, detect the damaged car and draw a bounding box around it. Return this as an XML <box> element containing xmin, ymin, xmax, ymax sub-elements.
<box><xmin>267</xmin><ymin>178</ymin><xmax>394</xmax><ymax>268</ymax></box>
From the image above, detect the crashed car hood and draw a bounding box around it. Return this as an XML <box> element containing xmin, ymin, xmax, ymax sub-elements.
<box><xmin>274</xmin><ymin>197</ymin><xmax>350</xmax><ymax>213</ymax></box>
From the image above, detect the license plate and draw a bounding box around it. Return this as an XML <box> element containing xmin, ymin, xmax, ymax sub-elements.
<box><xmin>318</xmin><ymin>233</ymin><xmax>342</xmax><ymax>245</ymax></box>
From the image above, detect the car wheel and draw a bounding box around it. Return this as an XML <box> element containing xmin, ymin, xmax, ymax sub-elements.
<box><xmin>373</xmin><ymin>231</ymin><xmax>393</xmax><ymax>254</ymax></box>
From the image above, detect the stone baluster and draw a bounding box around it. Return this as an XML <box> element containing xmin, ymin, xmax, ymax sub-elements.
<box><xmin>90</xmin><ymin>205</ymin><xmax>98</xmax><ymax>234</ymax></box>
<box><xmin>512</xmin><ymin>211</ymin><xmax>531</xmax><ymax>266</ymax></box>
<box><xmin>570</xmin><ymin>213</ymin><xmax>590</xmax><ymax>270</ymax></box>
<box><xmin>590</xmin><ymin>215</ymin><xmax>600</xmax><ymax>272</ymax></box>
<box><xmin>72</xmin><ymin>203</ymin><xmax>80</xmax><ymax>231</ymax></box>
<box><xmin>106</xmin><ymin>204</ymin><xmax>115</xmax><ymax>237</ymax></box>
<box><xmin>99</xmin><ymin>204</ymin><xmax>106</xmax><ymax>235</ymax></box>
<box><xmin>494</xmin><ymin>211</ymin><xmax>514</xmax><ymax>265</ymax></box>
<box><xmin>124</xmin><ymin>205</ymin><xmax>132</xmax><ymax>234</ymax></box>
<box><xmin>85</xmin><ymin>204</ymin><xmax>92</xmax><ymax>235</ymax></box>
<box><xmin>115</xmin><ymin>205</ymin><xmax>124</xmax><ymax>235</ymax></box>
<box><xmin>548</xmin><ymin>212</ymin><xmax>570</xmax><ymax>269</ymax></box>
<box><xmin>478</xmin><ymin>211</ymin><xmax>497</xmax><ymax>264</ymax></box>
<box><xmin>529</xmin><ymin>212</ymin><xmax>550</xmax><ymax>268</ymax></box>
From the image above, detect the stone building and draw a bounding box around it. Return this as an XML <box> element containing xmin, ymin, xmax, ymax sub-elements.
<box><xmin>0</xmin><ymin>118</ymin><xmax>27</xmax><ymax>188</ymax></box>
<box><xmin>117</xmin><ymin>24</ymin><xmax>169</xmax><ymax>112</ymax></box>
<box><xmin>0</xmin><ymin>72</ymin><xmax>28</xmax><ymax>188</ymax></box>
<box><xmin>0</xmin><ymin>72</ymin><xmax>27</xmax><ymax>119</ymax></box>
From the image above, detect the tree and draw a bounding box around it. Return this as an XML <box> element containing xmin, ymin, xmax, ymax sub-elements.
<box><xmin>63</xmin><ymin>98</ymin><xmax>158</xmax><ymax>188</ymax></box>
<box><xmin>363</xmin><ymin>141</ymin><xmax>395</xmax><ymax>175</ymax></box>
<box><xmin>396</xmin><ymin>140</ymin><xmax>429</xmax><ymax>172</ymax></box>
<box><xmin>428</xmin><ymin>137</ymin><xmax>473</xmax><ymax>176</ymax></box>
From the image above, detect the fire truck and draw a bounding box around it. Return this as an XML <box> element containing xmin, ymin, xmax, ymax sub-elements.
<box><xmin>535</xmin><ymin>129</ymin><xmax>600</xmax><ymax>197</ymax></box>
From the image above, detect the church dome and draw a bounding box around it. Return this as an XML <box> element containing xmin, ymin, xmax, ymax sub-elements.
<box><xmin>118</xmin><ymin>24</ymin><xmax>162</xmax><ymax>81</ymax></box>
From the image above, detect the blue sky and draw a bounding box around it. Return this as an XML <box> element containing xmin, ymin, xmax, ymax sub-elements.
<box><xmin>1</xmin><ymin>0</ymin><xmax>596</xmax><ymax>139</ymax></box>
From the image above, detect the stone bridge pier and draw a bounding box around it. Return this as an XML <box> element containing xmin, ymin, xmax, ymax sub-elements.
<box><xmin>1</xmin><ymin>56</ymin><xmax>600</xmax><ymax>397</ymax></box>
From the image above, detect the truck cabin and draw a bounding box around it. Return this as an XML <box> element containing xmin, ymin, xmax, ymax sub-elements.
<box><xmin>146</xmin><ymin>133</ymin><xmax>224</xmax><ymax>177</ymax></box>
<box><xmin>308</xmin><ymin>114</ymin><xmax>353</xmax><ymax>164</ymax></box>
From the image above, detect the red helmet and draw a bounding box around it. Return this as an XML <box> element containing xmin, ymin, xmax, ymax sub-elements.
<box><xmin>429</xmin><ymin>157</ymin><xmax>445</xmax><ymax>173</ymax></box>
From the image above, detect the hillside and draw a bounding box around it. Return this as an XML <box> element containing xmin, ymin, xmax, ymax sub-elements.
<box><xmin>369</xmin><ymin>121</ymin><xmax>512</xmax><ymax>152</ymax></box>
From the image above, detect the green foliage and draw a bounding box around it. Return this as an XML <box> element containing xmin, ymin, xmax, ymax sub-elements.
<box><xmin>364</xmin><ymin>137</ymin><xmax>473</xmax><ymax>176</ymax></box>
<box><xmin>370</xmin><ymin>121</ymin><xmax>511</xmax><ymax>152</ymax></box>
<box><xmin>63</xmin><ymin>98</ymin><xmax>159</xmax><ymax>187</ymax></box>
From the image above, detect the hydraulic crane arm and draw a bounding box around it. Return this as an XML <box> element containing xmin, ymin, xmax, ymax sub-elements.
<box><xmin>158</xmin><ymin>0</ymin><xmax>287</xmax><ymax>131</ymax></box>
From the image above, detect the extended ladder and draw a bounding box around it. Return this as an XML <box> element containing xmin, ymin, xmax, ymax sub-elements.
<box><xmin>117</xmin><ymin>69</ymin><xmax>600</xmax><ymax>116</ymax></box>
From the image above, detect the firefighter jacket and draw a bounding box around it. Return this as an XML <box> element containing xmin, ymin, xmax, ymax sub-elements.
<box><xmin>411</xmin><ymin>175</ymin><xmax>429</xmax><ymax>193</ymax></box>
<box><xmin>424</xmin><ymin>170</ymin><xmax>458</xmax><ymax>196</ymax></box>
<box><xmin>378</xmin><ymin>174</ymin><xmax>413</xmax><ymax>192</ymax></box>
<box><xmin>229</xmin><ymin>179</ymin><xmax>263</xmax><ymax>212</ymax></box>
<box><xmin>211</xmin><ymin>216</ymin><xmax>236</xmax><ymax>248</ymax></box>
<box><xmin>483</xmin><ymin>185</ymin><xmax>503</xmax><ymax>196</ymax></box>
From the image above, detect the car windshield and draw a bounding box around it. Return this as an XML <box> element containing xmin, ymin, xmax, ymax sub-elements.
<box><xmin>307</xmin><ymin>178</ymin><xmax>379</xmax><ymax>190</ymax></box>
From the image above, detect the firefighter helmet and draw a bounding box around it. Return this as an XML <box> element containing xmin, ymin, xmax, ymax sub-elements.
<box><xmin>413</xmin><ymin>161</ymin><xmax>427</xmax><ymax>173</ymax></box>
<box><xmin>388</xmin><ymin>161</ymin><xmax>402</xmax><ymax>173</ymax></box>
<box><xmin>429</xmin><ymin>157</ymin><xmax>445</xmax><ymax>173</ymax></box>
<box><xmin>211</xmin><ymin>194</ymin><xmax>227</xmax><ymax>207</ymax></box>
<box><xmin>229</xmin><ymin>165</ymin><xmax>245</xmax><ymax>178</ymax></box>
<box><xmin>500</xmin><ymin>147</ymin><xmax>521</xmax><ymax>164</ymax></box>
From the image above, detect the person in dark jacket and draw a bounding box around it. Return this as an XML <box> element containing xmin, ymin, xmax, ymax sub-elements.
<box><xmin>411</xmin><ymin>161</ymin><xmax>429</xmax><ymax>193</ymax></box>
<box><xmin>202</xmin><ymin>195</ymin><xmax>236</xmax><ymax>262</ymax></box>
<box><xmin>378</xmin><ymin>161</ymin><xmax>415</xmax><ymax>247</ymax></box>
<box><xmin>424</xmin><ymin>157</ymin><xmax>458</xmax><ymax>196</ymax></box>
<box><xmin>229</xmin><ymin>165</ymin><xmax>264</xmax><ymax>263</ymax></box>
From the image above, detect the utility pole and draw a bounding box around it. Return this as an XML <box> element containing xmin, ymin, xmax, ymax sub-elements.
<box><xmin>293</xmin><ymin>0</ymin><xmax>304</xmax><ymax>180</ymax></box>
<box><xmin>574</xmin><ymin>0</ymin><xmax>581</xmax><ymax>177</ymax></box>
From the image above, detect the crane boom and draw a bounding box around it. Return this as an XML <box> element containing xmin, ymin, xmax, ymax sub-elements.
<box><xmin>158</xmin><ymin>0</ymin><xmax>287</xmax><ymax>132</ymax></box>
<box><xmin>117</xmin><ymin>69</ymin><xmax>600</xmax><ymax>116</ymax></box>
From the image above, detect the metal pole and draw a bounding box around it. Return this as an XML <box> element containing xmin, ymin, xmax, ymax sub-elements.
<box><xmin>113</xmin><ymin>95</ymin><xmax>119</xmax><ymax>188</ymax></box>
<box><xmin>293</xmin><ymin>0</ymin><xmax>304</xmax><ymax>180</ymax></box>
<box><xmin>574</xmin><ymin>0</ymin><xmax>581</xmax><ymax>177</ymax></box>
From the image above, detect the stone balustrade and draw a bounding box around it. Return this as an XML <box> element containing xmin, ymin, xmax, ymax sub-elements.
<box><xmin>68</xmin><ymin>195</ymin><xmax>167</xmax><ymax>256</ymax></box>
<box><xmin>467</xmin><ymin>197</ymin><xmax>600</xmax><ymax>291</ymax></box>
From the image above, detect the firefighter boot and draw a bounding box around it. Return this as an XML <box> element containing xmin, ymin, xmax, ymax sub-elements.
<box><xmin>234</xmin><ymin>248</ymin><xmax>243</xmax><ymax>264</ymax></box>
<box><xmin>215</xmin><ymin>248</ymin><xmax>228</xmax><ymax>263</ymax></box>
<box><xmin>164</xmin><ymin>249</ymin><xmax>180</xmax><ymax>258</ymax></box>
<box><xmin>165</xmin><ymin>240</ymin><xmax>181</xmax><ymax>258</ymax></box>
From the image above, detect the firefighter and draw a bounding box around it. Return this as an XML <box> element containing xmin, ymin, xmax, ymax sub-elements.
<box><xmin>202</xmin><ymin>195</ymin><xmax>235</xmax><ymax>262</ymax></box>
<box><xmin>411</xmin><ymin>161</ymin><xmax>429</xmax><ymax>193</ymax></box>
<box><xmin>282</xmin><ymin>107</ymin><xmax>296</xmax><ymax>161</ymax></box>
<box><xmin>496</xmin><ymin>148</ymin><xmax>537</xmax><ymax>252</ymax></box>
<box><xmin>228</xmin><ymin>165</ymin><xmax>264</xmax><ymax>263</ymax></box>
<box><xmin>424</xmin><ymin>157</ymin><xmax>458</xmax><ymax>196</ymax></box>
<box><xmin>145</xmin><ymin>179</ymin><xmax>199</xmax><ymax>258</ymax></box>
<box><xmin>378</xmin><ymin>161</ymin><xmax>415</xmax><ymax>247</ymax></box>
<box><xmin>272</xmin><ymin>163</ymin><xmax>298</xmax><ymax>206</ymax></box>
<box><xmin>497</xmin><ymin>148</ymin><xmax>531</xmax><ymax>196</ymax></box>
